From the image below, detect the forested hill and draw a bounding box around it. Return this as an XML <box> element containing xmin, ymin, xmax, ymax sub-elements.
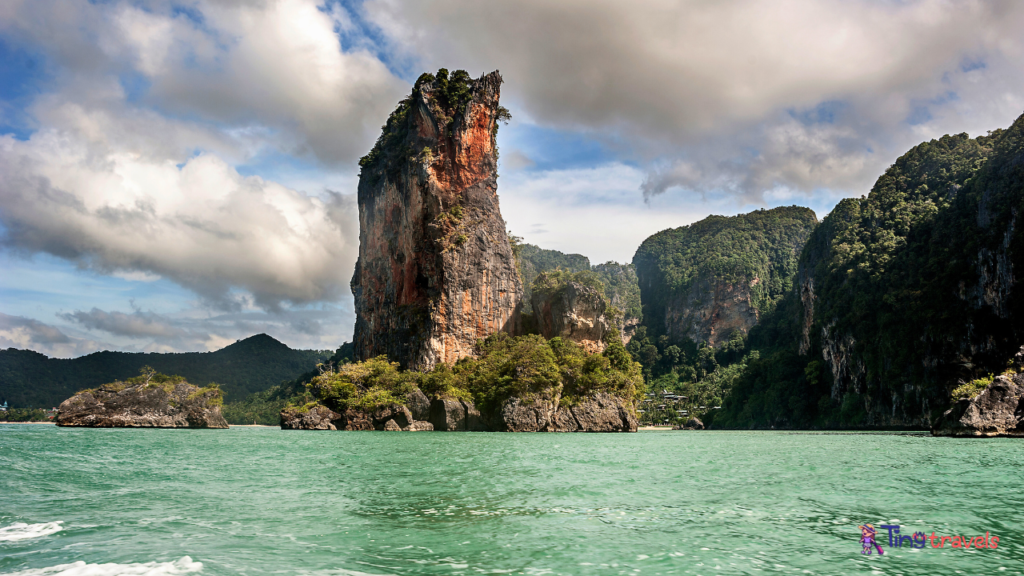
<box><xmin>619</xmin><ymin>207</ymin><xmax>816</xmax><ymax>425</ymax></box>
<box><xmin>632</xmin><ymin>206</ymin><xmax>817</xmax><ymax>345</ymax></box>
<box><xmin>716</xmin><ymin>111</ymin><xmax>1024</xmax><ymax>429</ymax></box>
<box><xmin>0</xmin><ymin>334</ymin><xmax>331</xmax><ymax>408</ymax></box>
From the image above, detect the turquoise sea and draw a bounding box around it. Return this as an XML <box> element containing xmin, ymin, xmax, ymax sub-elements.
<box><xmin>1</xmin><ymin>425</ymin><xmax>1021</xmax><ymax>576</ymax></box>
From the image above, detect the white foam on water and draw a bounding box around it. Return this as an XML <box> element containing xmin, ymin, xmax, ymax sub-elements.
<box><xmin>0</xmin><ymin>522</ymin><xmax>64</xmax><ymax>542</ymax></box>
<box><xmin>5</xmin><ymin>556</ymin><xmax>202</xmax><ymax>576</ymax></box>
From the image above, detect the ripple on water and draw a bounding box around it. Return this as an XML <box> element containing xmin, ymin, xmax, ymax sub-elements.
<box><xmin>0</xmin><ymin>426</ymin><xmax>1022</xmax><ymax>576</ymax></box>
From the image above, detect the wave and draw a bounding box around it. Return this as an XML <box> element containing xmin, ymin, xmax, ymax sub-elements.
<box><xmin>0</xmin><ymin>522</ymin><xmax>63</xmax><ymax>542</ymax></box>
<box><xmin>4</xmin><ymin>557</ymin><xmax>202</xmax><ymax>576</ymax></box>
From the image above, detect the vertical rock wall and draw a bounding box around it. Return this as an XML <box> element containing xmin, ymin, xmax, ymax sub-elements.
<box><xmin>661</xmin><ymin>276</ymin><xmax>762</xmax><ymax>347</ymax></box>
<box><xmin>791</xmin><ymin>118</ymin><xmax>1024</xmax><ymax>428</ymax></box>
<box><xmin>351</xmin><ymin>70</ymin><xmax>522</xmax><ymax>370</ymax></box>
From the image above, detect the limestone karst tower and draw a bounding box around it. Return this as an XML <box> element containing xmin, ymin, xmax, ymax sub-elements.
<box><xmin>350</xmin><ymin>69</ymin><xmax>522</xmax><ymax>370</ymax></box>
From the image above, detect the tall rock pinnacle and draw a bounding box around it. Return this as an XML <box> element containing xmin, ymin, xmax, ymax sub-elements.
<box><xmin>351</xmin><ymin>69</ymin><xmax>522</xmax><ymax>370</ymax></box>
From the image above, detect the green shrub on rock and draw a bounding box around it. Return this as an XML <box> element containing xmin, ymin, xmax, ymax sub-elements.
<box><xmin>297</xmin><ymin>334</ymin><xmax>645</xmax><ymax>421</ymax></box>
<box><xmin>305</xmin><ymin>356</ymin><xmax>418</xmax><ymax>412</ymax></box>
<box><xmin>951</xmin><ymin>375</ymin><xmax>994</xmax><ymax>401</ymax></box>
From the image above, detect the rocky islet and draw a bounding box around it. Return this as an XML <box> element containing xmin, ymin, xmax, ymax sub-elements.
<box><xmin>56</xmin><ymin>373</ymin><xmax>227</xmax><ymax>429</ymax></box>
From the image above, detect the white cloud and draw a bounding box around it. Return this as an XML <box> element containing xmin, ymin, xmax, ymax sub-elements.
<box><xmin>639</xmin><ymin>116</ymin><xmax>875</xmax><ymax>200</ymax></box>
<box><xmin>0</xmin><ymin>127</ymin><xmax>359</xmax><ymax>310</ymax></box>
<box><xmin>1</xmin><ymin>0</ymin><xmax>407</xmax><ymax>165</ymax></box>
<box><xmin>144</xmin><ymin>0</ymin><xmax>407</xmax><ymax>164</ymax></box>
<box><xmin>499</xmin><ymin>163</ymin><xmax>811</xmax><ymax>264</ymax></box>
<box><xmin>59</xmin><ymin>308</ymin><xmax>190</xmax><ymax>339</ymax></box>
<box><xmin>366</xmin><ymin>0</ymin><xmax>1024</xmax><ymax>199</ymax></box>
<box><xmin>0</xmin><ymin>0</ymin><xmax>392</xmax><ymax>346</ymax></box>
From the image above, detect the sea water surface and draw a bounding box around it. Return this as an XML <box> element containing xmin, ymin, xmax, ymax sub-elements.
<box><xmin>1</xmin><ymin>425</ymin><xmax>1022</xmax><ymax>576</ymax></box>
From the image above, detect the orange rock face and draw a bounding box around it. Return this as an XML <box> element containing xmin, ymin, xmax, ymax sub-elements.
<box><xmin>351</xmin><ymin>70</ymin><xmax>522</xmax><ymax>370</ymax></box>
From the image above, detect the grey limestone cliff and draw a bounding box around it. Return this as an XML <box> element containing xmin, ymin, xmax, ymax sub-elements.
<box><xmin>531</xmin><ymin>281</ymin><xmax>610</xmax><ymax>353</ymax></box>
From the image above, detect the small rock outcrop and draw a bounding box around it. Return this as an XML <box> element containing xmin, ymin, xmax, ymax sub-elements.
<box><xmin>281</xmin><ymin>403</ymin><xmax>434</xmax><ymax>431</ymax></box>
<box><xmin>495</xmin><ymin>393</ymin><xmax>637</xmax><ymax>432</ymax></box>
<box><xmin>351</xmin><ymin>69</ymin><xmax>522</xmax><ymax>370</ymax></box>
<box><xmin>674</xmin><ymin>417</ymin><xmax>704</xmax><ymax>430</ymax></box>
<box><xmin>371</xmin><ymin>405</ymin><xmax>416</xmax><ymax>431</ymax></box>
<box><xmin>406</xmin><ymin>389</ymin><xmax>431</xmax><ymax>421</ymax></box>
<box><xmin>428</xmin><ymin>398</ymin><xmax>487</xmax><ymax>431</ymax></box>
<box><xmin>429</xmin><ymin>398</ymin><xmax>466</xmax><ymax>431</ymax></box>
<box><xmin>281</xmin><ymin>404</ymin><xmax>341</xmax><ymax>430</ymax></box>
<box><xmin>548</xmin><ymin>408</ymin><xmax>580</xmax><ymax>432</ymax></box>
<box><xmin>531</xmin><ymin>281</ymin><xmax>610</xmax><ymax>353</ymax></box>
<box><xmin>499</xmin><ymin>397</ymin><xmax>559</xmax><ymax>432</ymax></box>
<box><xmin>56</xmin><ymin>379</ymin><xmax>227</xmax><ymax>429</ymax></box>
<box><xmin>931</xmin><ymin>374</ymin><xmax>1024</xmax><ymax>437</ymax></box>
<box><xmin>568</xmin><ymin>393</ymin><xmax>639</xmax><ymax>432</ymax></box>
<box><xmin>338</xmin><ymin>408</ymin><xmax>375</xmax><ymax>431</ymax></box>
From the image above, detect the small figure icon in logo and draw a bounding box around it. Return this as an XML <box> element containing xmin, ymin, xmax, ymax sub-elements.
<box><xmin>860</xmin><ymin>524</ymin><xmax>885</xmax><ymax>555</ymax></box>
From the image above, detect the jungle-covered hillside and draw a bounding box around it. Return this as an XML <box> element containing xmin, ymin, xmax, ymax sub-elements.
<box><xmin>0</xmin><ymin>334</ymin><xmax>330</xmax><ymax>409</ymax></box>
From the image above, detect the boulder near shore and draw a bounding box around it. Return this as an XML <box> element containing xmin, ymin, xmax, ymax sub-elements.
<box><xmin>931</xmin><ymin>374</ymin><xmax>1024</xmax><ymax>437</ymax></box>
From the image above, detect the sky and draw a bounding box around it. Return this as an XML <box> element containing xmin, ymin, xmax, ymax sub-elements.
<box><xmin>1</xmin><ymin>0</ymin><xmax>1023</xmax><ymax>357</ymax></box>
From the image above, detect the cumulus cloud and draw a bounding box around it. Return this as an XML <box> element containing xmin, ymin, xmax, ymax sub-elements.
<box><xmin>0</xmin><ymin>0</ymin><xmax>407</xmax><ymax>165</ymax></box>
<box><xmin>0</xmin><ymin>129</ymin><xmax>360</xmax><ymax>310</ymax></box>
<box><xmin>639</xmin><ymin>116</ymin><xmax>875</xmax><ymax>200</ymax></box>
<box><xmin>365</xmin><ymin>0</ymin><xmax>1024</xmax><ymax>199</ymax></box>
<box><xmin>0</xmin><ymin>0</ymin><xmax>401</xmax><ymax>317</ymax></box>
<box><xmin>144</xmin><ymin>0</ymin><xmax>406</xmax><ymax>164</ymax></box>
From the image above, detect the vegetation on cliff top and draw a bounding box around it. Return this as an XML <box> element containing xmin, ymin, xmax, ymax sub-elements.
<box><xmin>359</xmin><ymin>68</ymin><xmax>510</xmax><ymax>176</ymax></box>
<box><xmin>532</xmin><ymin>269</ymin><xmax>607</xmax><ymax>301</ymax></box>
<box><xmin>592</xmin><ymin>262</ymin><xmax>643</xmax><ymax>321</ymax></box>
<box><xmin>450</xmin><ymin>333</ymin><xmax>643</xmax><ymax>415</ymax></box>
<box><xmin>74</xmin><ymin>367</ymin><xmax>223</xmax><ymax>408</ymax></box>
<box><xmin>302</xmin><ymin>356</ymin><xmax>418</xmax><ymax>414</ymax></box>
<box><xmin>715</xmin><ymin>112</ymin><xmax>1024</xmax><ymax>429</ymax></box>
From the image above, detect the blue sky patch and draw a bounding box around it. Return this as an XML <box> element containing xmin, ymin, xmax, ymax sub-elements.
<box><xmin>788</xmin><ymin>100</ymin><xmax>848</xmax><ymax>125</ymax></box>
